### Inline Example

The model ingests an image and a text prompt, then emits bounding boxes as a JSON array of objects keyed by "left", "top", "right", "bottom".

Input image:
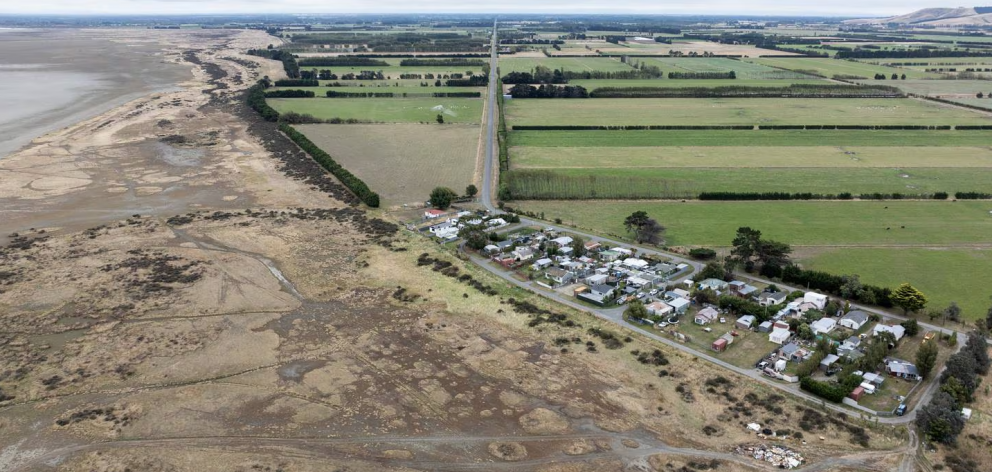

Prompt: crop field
[
  {"left": 511, "top": 145, "right": 992, "bottom": 168},
  {"left": 807, "top": 247, "right": 992, "bottom": 321},
  {"left": 272, "top": 85, "right": 483, "bottom": 94},
  {"left": 301, "top": 65, "right": 484, "bottom": 78},
  {"left": 505, "top": 166, "right": 992, "bottom": 197},
  {"left": 498, "top": 56, "right": 635, "bottom": 73},
  {"left": 640, "top": 57, "right": 814, "bottom": 79},
  {"left": 295, "top": 123, "right": 479, "bottom": 205},
  {"left": 512, "top": 200, "right": 992, "bottom": 246},
  {"left": 268, "top": 97, "right": 483, "bottom": 123},
  {"left": 745, "top": 57, "right": 942, "bottom": 79},
  {"left": 570, "top": 78, "right": 829, "bottom": 89},
  {"left": 508, "top": 129, "right": 992, "bottom": 147},
  {"left": 504, "top": 98, "right": 992, "bottom": 127}
]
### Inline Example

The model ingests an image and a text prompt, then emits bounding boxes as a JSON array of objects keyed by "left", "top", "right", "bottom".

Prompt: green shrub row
[
  {"left": 325, "top": 91, "right": 480, "bottom": 98},
  {"left": 265, "top": 90, "right": 315, "bottom": 98},
  {"left": 398, "top": 58, "right": 486, "bottom": 67},
  {"left": 668, "top": 71, "right": 736, "bottom": 79},
  {"left": 273, "top": 79, "right": 319, "bottom": 87},
  {"left": 512, "top": 125, "right": 754, "bottom": 130},
  {"left": 298, "top": 57, "right": 389, "bottom": 67},
  {"left": 278, "top": 123, "right": 380, "bottom": 207},
  {"left": 247, "top": 81, "right": 280, "bottom": 122},
  {"left": 589, "top": 84, "right": 903, "bottom": 99}
]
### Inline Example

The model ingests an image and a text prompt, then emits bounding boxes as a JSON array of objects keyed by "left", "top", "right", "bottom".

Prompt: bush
[{"left": 689, "top": 248, "right": 717, "bottom": 260}]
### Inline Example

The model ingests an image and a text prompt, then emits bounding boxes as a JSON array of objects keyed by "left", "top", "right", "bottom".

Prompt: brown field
[{"left": 295, "top": 123, "right": 480, "bottom": 207}]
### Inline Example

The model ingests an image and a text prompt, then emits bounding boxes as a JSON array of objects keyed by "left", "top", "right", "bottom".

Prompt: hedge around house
[{"left": 278, "top": 123, "right": 381, "bottom": 207}]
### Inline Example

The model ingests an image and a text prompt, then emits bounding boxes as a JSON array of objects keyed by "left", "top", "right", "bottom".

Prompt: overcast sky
[{"left": 0, "top": 1, "right": 962, "bottom": 17}]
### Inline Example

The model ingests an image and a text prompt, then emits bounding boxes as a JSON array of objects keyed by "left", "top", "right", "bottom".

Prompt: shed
[
  {"left": 758, "top": 320, "right": 774, "bottom": 333},
  {"left": 849, "top": 386, "right": 865, "bottom": 402},
  {"left": 712, "top": 338, "right": 729, "bottom": 352},
  {"left": 962, "top": 408, "right": 973, "bottom": 420},
  {"left": 774, "top": 359, "right": 787, "bottom": 372},
  {"left": 668, "top": 297, "right": 690, "bottom": 314},
  {"left": 820, "top": 354, "right": 840, "bottom": 372}
]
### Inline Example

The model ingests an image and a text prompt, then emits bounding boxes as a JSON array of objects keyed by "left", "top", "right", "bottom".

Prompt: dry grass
[{"left": 295, "top": 124, "right": 480, "bottom": 206}]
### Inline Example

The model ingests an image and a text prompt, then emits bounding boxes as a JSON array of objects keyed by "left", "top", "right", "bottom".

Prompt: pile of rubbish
[{"left": 734, "top": 444, "right": 805, "bottom": 469}]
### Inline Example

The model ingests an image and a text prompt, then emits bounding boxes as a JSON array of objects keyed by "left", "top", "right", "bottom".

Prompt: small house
[
  {"left": 586, "top": 273, "right": 608, "bottom": 286},
  {"left": 584, "top": 240, "right": 602, "bottom": 252},
  {"left": 729, "top": 281, "right": 758, "bottom": 298},
  {"left": 804, "top": 292, "right": 828, "bottom": 310},
  {"left": 759, "top": 291, "right": 787, "bottom": 306},
  {"left": 695, "top": 307, "right": 719, "bottom": 325},
  {"left": 862, "top": 372, "right": 885, "bottom": 386},
  {"left": 599, "top": 250, "right": 620, "bottom": 262},
  {"left": 885, "top": 359, "right": 920, "bottom": 381},
  {"left": 588, "top": 284, "right": 615, "bottom": 299},
  {"left": 532, "top": 258, "right": 553, "bottom": 270},
  {"left": 778, "top": 342, "right": 800, "bottom": 360},
  {"left": 873, "top": 324, "right": 906, "bottom": 342},
  {"left": 545, "top": 268, "right": 574, "bottom": 286},
  {"left": 769, "top": 327, "right": 791, "bottom": 345},
  {"left": 668, "top": 297, "right": 690, "bottom": 314},
  {"left": 736, "top": 315, "right": 756, "bottom": 330},
  {"left": 512, "top": 246, "right": 534, "bottom": 262},
  {"left": 424, "top": 209, "right": 446, "bottom": 219},
  {"left": 698, "top": 278, "right": 729, "bottom": 292},
  {"left": 622, "top": 258, "right": 650, "bottom": 270},
  {"left": 839, "top": 310, "right": 870, "bottom": 330},
  {"left": 646, "top": 301, "right": 673, "bottom": 317},
  {"left": 670, "top": 288, "right": 691, "bottom": 300},
  {"left": 810, "top": 317, "right": 837, "bottom": 335},
  {"left": 483, "top": 244, "right": 501, "bottom": 255},
  {"left": 551, "top": 236, "right": 574, "bottom": 248}
]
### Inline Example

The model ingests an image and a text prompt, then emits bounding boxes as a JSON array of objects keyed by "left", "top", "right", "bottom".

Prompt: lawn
[
  {"left": 504, "top": 98, "right": 991, "bottom": 127},
  {"left": 510, "top": 145, "right": 992, "bottom": 168},
  {"left": 571, "top": 78, "right": 829, "bottom": 90},
  {"left": 508, "top": 129, "right": 992, "bottom": 147},
  {"left": 745, "top": 57, "right": 942, "bottom": 80},
  {"left": 510, "top": 200, "right": 992, "bottom": 247},
  {"left": 294, "top": 123, "right": 479, "bottom": 206},
  {"left": 498, "top": 56, "right": 635, "bottom": 73},
  {"left": 505, "top": 167, "right": 992, "bottom": 198},
  {"left": 806, "top": 247, "right": 992, "bottom": 320},
  {"left": 268, "top": 97, "right": 484, "bottom": 124}
]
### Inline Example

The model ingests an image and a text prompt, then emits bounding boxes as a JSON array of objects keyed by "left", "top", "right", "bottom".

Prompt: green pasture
[
  {"left": 572, "top": 78, "right": 828, "bottom": 90},
  {"left": 505, "top": 166, "right": 992, "bottom": 197},
  {"left": 640, "top": 57, "right": 812, "bottom": 79},
  {"left": 498, "top": 56, "right": 635, "bottom": 73},
  {"left": 504, "top": 98, "right": 992, "bottom": 127},
  {"left": 744, "top": 57, "right": 942, "bottom": 79},
  {"left": 267, "top": 97, "right": 483, "bottom": 123},
  {"left": 508, "top": 129, "right": 992, "bottom": 147}
]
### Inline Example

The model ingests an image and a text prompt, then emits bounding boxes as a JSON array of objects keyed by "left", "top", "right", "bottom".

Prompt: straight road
[{"left": 481, "top": 19, "right": 499, "bottom": 212}]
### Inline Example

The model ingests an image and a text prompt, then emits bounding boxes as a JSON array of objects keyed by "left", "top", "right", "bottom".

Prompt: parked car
[
  {"left": 895, "top": 404, "right": 907, "bottom": 416},
  {"left": 648, "top": 289, "right": 658, "bottom": 296}
]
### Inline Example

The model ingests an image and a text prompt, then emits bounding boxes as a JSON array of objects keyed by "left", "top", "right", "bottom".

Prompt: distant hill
[{"left": 845, "top": 6, "right": 992, "bottom": 26}]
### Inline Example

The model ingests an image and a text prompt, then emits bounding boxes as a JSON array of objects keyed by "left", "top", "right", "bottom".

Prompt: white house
[
  {"left": 551, "top": 236, "right": 573, "bottom": 247},
  {"left": 424, "top": 209, "right": 446, "bottom": 219},
  {"left": 532, "top": 258, "right": 553, "bottom": 270},
  {"left": 804, "top": 292, "right": 828, "bottom": 310},
  {"left": 698, "top": 278, "right": 729, "bottom": 292},
  {"left": 512, "top": 246, "right": 534, "bottom": 262},
  {"left": 810, "top": 317, "right": 837, "bottom": 335},
  {"left": 874, "top": 324, "right": 906, "bottom": 342},
  {"left": 695, "top": 307, "right": 719, "bottom": 325},
  {"left": 586, "top": 273, "right": 608, "bottom": 286},
  {"left": 759, "top": 291, "right": 787, "bottom": 306},
  {"left": 769, "top": 327, "right": 791, "bottom": 345},
  {"left": 839, "top": 310, "right": 870, "bottom": 330},
  {"left": 622, "top": 258, "right": 650, "bottom": 270}
]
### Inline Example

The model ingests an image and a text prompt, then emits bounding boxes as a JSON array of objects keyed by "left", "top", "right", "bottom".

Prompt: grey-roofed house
[
  {"left": 820, "top": 354, "right": 840, "bottom": 372},
  {"left": 886, "top": 359, "right": 921, "bottom": 381},
  {"left": 759, "top": 292, "right": 787, "bottom": 306},
  {"left": 839, "top": 310, "right": 870, "bottom": 330}
]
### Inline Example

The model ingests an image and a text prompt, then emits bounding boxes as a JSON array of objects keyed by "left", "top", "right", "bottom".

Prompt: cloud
[{"left": 0, "top": 0, "right": 944, "bottom": 17}]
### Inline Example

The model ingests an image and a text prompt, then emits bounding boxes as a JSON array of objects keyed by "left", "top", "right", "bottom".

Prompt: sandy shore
[{"left": 0, "top": 28, "right": 297, "bottom": 243}]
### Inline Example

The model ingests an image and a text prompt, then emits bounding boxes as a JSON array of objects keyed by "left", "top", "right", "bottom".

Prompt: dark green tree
[
  {"left": 436, "top": 114, "right": 445, "bottom": 124},
  {"left": 917, "top": 391, "right": 965, "bottom": 444},
  {"left": 429, "top": 187, "right": 457, "bottom": 210},
  {"left": 625, "top": 301, "right": 649, "bottom": 321},
  {"left": 465, "top": 184, "right": 478, "bottom": 197},
  {"left": 916, "top": 340, "right": 938, "bottom": 379},
  {"left": 901, "top": 319, "right": 920, "bottom": 337}
]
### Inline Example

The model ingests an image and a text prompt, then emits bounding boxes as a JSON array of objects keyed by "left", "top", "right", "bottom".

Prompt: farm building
[
  {"left": 736, "top": 315, "right": 756, "bottom": 330},
  {"left": 695, "top": 307, "right": 720, "bottom": 325},
  {"left": 839, "top": 310, "right": 870, "bottom": 330},
  {"left": 668, "top": 297, "right": 690, "bottom": 314},
  {"left": 810, "top": 317, "right": 837, "bottom": 335}
]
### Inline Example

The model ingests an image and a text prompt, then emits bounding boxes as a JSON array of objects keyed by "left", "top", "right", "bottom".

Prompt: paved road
[{"left": 480, "top": 20, "right": 499, "bottom": 212}]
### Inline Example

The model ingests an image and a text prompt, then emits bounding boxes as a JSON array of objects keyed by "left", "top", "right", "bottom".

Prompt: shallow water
[{"left": 0, "top": 29, "right": 192, "bottom": 159}]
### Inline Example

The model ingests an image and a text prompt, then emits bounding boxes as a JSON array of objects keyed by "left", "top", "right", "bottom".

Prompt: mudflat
[{"left": 0, "top": 29, "right": 192, "bottom": 159}]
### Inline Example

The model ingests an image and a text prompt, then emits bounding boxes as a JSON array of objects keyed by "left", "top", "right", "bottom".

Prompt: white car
[{"left": 648, "top": 289, "right": 658, "bottom": 296}]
